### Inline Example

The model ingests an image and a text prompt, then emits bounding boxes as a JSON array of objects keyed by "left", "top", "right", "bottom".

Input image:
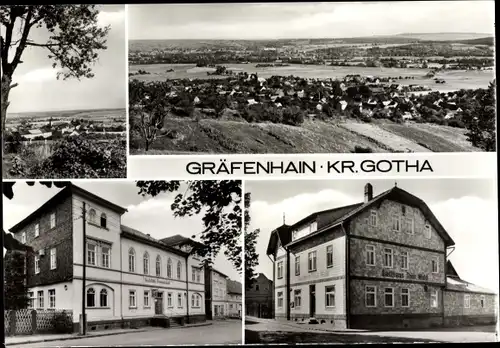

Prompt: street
[
  {"left": 9, "top": 320, "right": 242, "bottom": 347},
  {"left": 245, "top": 317, "right": 497, "bottom": 344}
]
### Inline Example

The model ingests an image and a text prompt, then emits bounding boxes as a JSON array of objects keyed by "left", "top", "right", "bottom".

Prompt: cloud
[
  {"left": 98, "top": 9, "right": 125, "bottom": 27},
  {"left": 18, "top": 67, "right": 60, "bottom": 83}
]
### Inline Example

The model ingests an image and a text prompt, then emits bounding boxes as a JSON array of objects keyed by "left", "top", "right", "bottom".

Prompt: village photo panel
[
  {"left": 3, "top": 180, "right": 243, "bottom": 345},
  {"left": 128, "top": 1, "right": 495, "bottom": 155},
  {"left": 244, "top": 178, "right": 498, "bottom": 344},
  {"left": 2, "top": 5, "right": 127, "bottom": 179}
]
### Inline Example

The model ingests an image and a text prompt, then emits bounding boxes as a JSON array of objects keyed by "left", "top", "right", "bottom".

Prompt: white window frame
[
  {"left": 50, "top": 213, "right": 56, "bottom": 229},
  {"left": 425, "top": 224, "right": 431, "bottom": 239},
  {"left": 431, "top": 289, "right": 439, "bottom": 308},
  {"left": 35, "top": 255, "right": 40, "bottom": 274},
  {"left": 277, "top": 292, "right": 283, "bottom": 308},
  {"left": 369, "top": 210, "right": 377, "bottom": 227},
  {"left": 365, "top": 245, "right": 375, "bottom": 266},
  {"left": 295, "top": 256, "right": 300, "bottom": 276},
  {"left": 129, "top": 290, "right": 137, "bottom": 308},
  {"left": 277, "top": 261, "right": 283, "bottom": 279},
  {"left": 384, "top": 287, "right": 394, "bottom": 307},
  {"left": 392, "top": 215, "right": 400, "bottom": 232},
  {"left": 178, "top": 293, "right": 183, "bottom": 308},
  {"left": 308, "top": 251, "right": 317, "bottom": 272},
  {"left": 101, "top": 246, "right": 110, "bottom": 268},
  {"left": 128, "top": 248, "right": 136, "bottom": 273},
  {"left": 192, "top": 267, "right": 196, "bottom": 282},
  {"left": 326, "top": 245, "right": 333, "bottom": 268},
  {"left": 50, "top": 248, "right": 57, "bottom": 270},
  {"left": 37, "top": 290, "right": 44, "bottom": 309},
  {"left": 21, "top": 232, "right": 26, "bottom": 244},
  {"left": 294, "top": 289, "right": 302, "bottom": 308},
  {"left": 464, "top": 294, "right": 471, "bottom": 308},
  {"left": 167, "top": 292, "right": 173, "bottom": 307},
  {"left": 100, "top": 289, "right": 108, "bottom": 307},
  {"left": 325, "top": 285, "right": 335, "bottom": 308},
  {"left": 196, "top": 269, "right": 201, "bottom": 283},
  {"left": 144, "top": 290, "right": 150, "bottom": 308},
  {"left": 365, "top": 285, "right": 377, "bottom": 307},
  {"left": 87, "top": 288, "right": 96, "bottom": 308},
  {"left": 401, "top": 251, "right": 409, "bottom": 270},
  {"left": 87, "top": 242, "right": 96, "bottom": 266},
  {"left": 28, "top": 291, "right": 35, "bottom": 309},
  {"left": 48, "top": 289, "right": 56, "bottom": 308},
  {"left": 177, "top": 261, "right": 182, "bottom": 280},
  {"left": 401, "top": 288, "right": 410, "bottom": 307},
  {"left": 143, "top": 252, "right": 150, "bottom": 275},
  {"left": 402, "top": 217, "right": 414, "bottom": 234},
  {"left": 35, "top": 223, "right": 40, "bottom": 237},
  {"left": 431, "top": 257, "right": 439, "bottom": 273},
  {"left": 167, "top": 258, "right": 172, "bottom": 278},
  {"left": 383, "top": 248, "right": 393, "bottom": 268}
]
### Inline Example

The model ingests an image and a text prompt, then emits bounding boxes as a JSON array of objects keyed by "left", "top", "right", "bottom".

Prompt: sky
[
  {"left": 246, "top": 178, "right": 499, "bottom": 293},
  {"left": 3, "top": 181, "right": 241, "bottom": 282},
  {"left": 6, "top": 5, "right": 126, "bottom": 113},
  {"left": 128, "top": 1, "right": 495, "bottom": 40}
]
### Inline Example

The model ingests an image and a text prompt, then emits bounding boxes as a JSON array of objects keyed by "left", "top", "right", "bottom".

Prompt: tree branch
[
  {"left": 11, "top": 6, "right": 33, "bottom": 71},
  {"left": 25, "top": 41, "right": 58, "bottom": 48}
]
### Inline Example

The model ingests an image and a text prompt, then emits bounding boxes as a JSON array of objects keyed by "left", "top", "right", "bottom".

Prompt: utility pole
[{"left": 81, "top": 202, "right": 87, "bottom": 335}]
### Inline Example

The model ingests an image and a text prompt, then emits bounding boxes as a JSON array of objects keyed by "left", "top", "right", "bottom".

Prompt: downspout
[
  {"left": 120, "top": 232, "right": 123, "bottom": 324},
  {"left": 340, "top": 221, "right": 350, "bottom": 329},
  {"left": 185, "top": 253, "right": 190, "bottom": 324},
  {"left": 285, "top": 246, "right": 291, "bottom": 321},
  {"left": 443, "top": 245, "right": 454, "bottom": 326},
  {"left": 267, "top": 254, "right": 275, "bottom": 319}
]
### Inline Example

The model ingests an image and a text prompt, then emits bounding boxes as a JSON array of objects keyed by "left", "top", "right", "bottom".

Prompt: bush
[
  {"left": 53, "top": 311, "right": 73, "bottom": 334},
  {"left": 282, "top": 106, "right": 305, "bottom": 126},
  {"left": 353, "top": 145, "right": 374, "bottom": 153},
  {"left": 446, "top": 119, "right": 465, "bottom": 128}
]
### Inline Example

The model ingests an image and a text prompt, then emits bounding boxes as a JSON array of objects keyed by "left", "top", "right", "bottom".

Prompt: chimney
[{"left": 364, "top": 183, "right": 373, "bottom": 203}]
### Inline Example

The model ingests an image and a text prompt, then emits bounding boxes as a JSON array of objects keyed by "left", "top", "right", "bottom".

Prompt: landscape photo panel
[
  {"left": 127, "top": 1, "right": 495, "bottom": 155},
  {"left": 1, "top": 5, "right": 127, "bottom": 179}
]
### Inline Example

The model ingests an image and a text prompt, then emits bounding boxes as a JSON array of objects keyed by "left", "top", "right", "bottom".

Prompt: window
[
  {"left": 48, "top": 289, "right": 56, "bottom": 308},
  {"left": 154, "top": 255, "right": 161, "bottom": 277},
  {"left": 100, "top": 213, "right": 107, "bottom": 228},
  {"left": 22, "top": 232, "right": 26, "bottom": 244},
  {"left": 402, "top": 217, "right": 414, "bottom": 234},
  {"left": 294, "top": 289, "right": 302, "bottom": 307},
  {"left": 50, "top": 213, "right": 56, "bottom": 229},
  {"left": 480, "top": 295, "right": 485, "bottom": 308},
  {"left": 128, "top": 248, "right": 136, "bottom": 273},
  {"left": 383, "top": 248, "right": 393, "bottom": 268},
  {"left": 308, "top": 251, "right": 317, "bottom": 272},
  {"left": 100, "top": 289, "right": 108, "bottom": 307},
  {"left": 464, "top": 294, "right": 471, "bottom": 308},
  {"left": 365, "top": 245, "right": 375, "bottom": 266},
  {"left": 326, "top": 245, "right": 333, "bottom": 268},
  {"left": 191, "top": 293, "right": 201, "bottom": 308},
  {"left": 35, "top": 223, "right": 39, "bottom": 237},
  {"left": 431, "top": 290, "right": 439, "bottom": 308},
  {"left": 178, "top": 293, "right": 182, "bottom": 308},
  {"left": 295, "top": 256, "right": 300, "bottom": 276},
  {"left": 35, "top": 255, "right": 40, "bottom": 274},
  {"left": 292, "top": 230, "right": 298, "bottom": 240},
  {"left": 369, "top": 210, "right": 377, "bottom": 226},
  {"left": 192, "top": 267, "right": 196, "bottom": 282},
  {"left": 392, "top": 215, "right": 400, "bottom": 232},
  {"left": 431, "top": 257, "right": 439, "bottom": 273},
  {"left": 143, "top": 252, "right": 149, "bottom": 275},
  {"left": 401, "top": 288, "right": 409, "bottom": 307},
  {"left": 89, "top": 209, "right": 96, "bottom": 224},
  {"left": 167, "top": 292, "right": 173, "bottom": 307},
  {"left": 167, "top": 258, "right": 172, "bottom": 278},
  {"left": 28, "top": 292, "right": 34, "bottom": 308},
  {"left": 129, "top": 290, "right": 137, "bottom": 308},
  {"left": 144, "top": 291, "right": 150, "bottom": 308},
  {"left": 384, "top": 288, "right": 394, "bottom": 307},
  {"left": 87, "top": 288, "right": 96, "bottom": 307},
  {"left": 50, "top": 248, "right": 57, "bottom": 270},
  {"left": 196, "top": 269, "right": 201, "bottom": 283},
  {"left": 87, "top": 243, "right": 96, "bottom": 266},
  {"left": 365, "top": 286, "right": 377, "bottom": 307},
  {"left": 277, "top": 292, "right": 283, "bottom": 308},
  {"left": 256, "top": 285, "right": 260, "bottom": 291},
  {"left": 401, "top": 251, "right": 409, "bottom": 270},
  {"left": 177, "top": 261, "right": 182, "bottom": 279},
  {"left": 101, "top": 246, "right": 110, "bottom": 268},
  {"left": 277, "top": 261, "right": 283, "bottom": 279},
  {"left": 325, "top": 285, "right": 335, "bottom": 308},
  {"left": 425, "top": 224, "right": 431, "bottom": 239},
  {"left": 37, "top": 290, "right": 44, "bottom": 308}
]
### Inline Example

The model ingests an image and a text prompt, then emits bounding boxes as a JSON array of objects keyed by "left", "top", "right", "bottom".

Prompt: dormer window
[{"left": 100, "top": 213, "right": 107, "bottom": 228}]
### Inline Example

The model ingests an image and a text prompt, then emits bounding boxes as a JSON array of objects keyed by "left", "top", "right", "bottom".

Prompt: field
[
  {"left": 129, "top": 117, "right": 478, "bottom": 154},
  {"left": 129, "top": 63, "right": 494, "bottom": 92}
]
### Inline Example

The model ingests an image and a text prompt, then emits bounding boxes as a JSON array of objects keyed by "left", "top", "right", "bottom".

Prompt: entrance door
[
  {"left": 155, "top": 292, "right": 163, "bottom": 315},
  {"left": 309, "top": 285, "right": 316, "bottom": 318}
]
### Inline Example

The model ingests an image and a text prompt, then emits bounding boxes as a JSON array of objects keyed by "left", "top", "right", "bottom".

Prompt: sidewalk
[{"left": 6, "top": 321, "right": 213, "bottom": 346}]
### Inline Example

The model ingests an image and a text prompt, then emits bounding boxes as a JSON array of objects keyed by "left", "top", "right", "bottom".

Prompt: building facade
[
  {"left": 204, "top": 267, "right": 229, "bottom": 319},
  {"left": 266, "top": 183, "right": 498, "bottom": 329},
  {"left": 11, "top": 184, "right": 206, "bottom": 332},
  {"left": 245, "top": 273, "right": 274, "bottom": 319},
  {"left": 227, "top": 280, "right": 243, "bottom": 318}
]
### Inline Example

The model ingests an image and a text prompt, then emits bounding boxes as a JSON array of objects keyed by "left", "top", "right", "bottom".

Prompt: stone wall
[{"left": 444, "top": 290, "right": 497, "bottom": 326}]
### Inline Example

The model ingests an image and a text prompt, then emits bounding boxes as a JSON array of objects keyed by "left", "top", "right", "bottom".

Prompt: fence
[{"left": 4, "top": 309, "right": 73, "bottom": 336}]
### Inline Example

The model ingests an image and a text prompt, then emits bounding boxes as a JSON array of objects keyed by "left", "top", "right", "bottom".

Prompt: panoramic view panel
[
  {"left": 128, "top": 1, "right": 495, "bottom": 155},
  {"left": 1, "top": 5, "right": 127, "bottom": 178}
]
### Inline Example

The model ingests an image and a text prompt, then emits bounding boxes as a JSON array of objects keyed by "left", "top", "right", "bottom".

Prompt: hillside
[
  {"left": 129, "top": 117, "right": 479, "bottom": 154},
  {"left": 395, "top": 32, "right": 492, "bottom": 41}
]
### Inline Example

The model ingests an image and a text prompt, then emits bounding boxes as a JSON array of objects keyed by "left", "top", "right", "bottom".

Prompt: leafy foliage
[
  {"left": 244, "top": 192, "right": 260, "bottom": 290},
  {"left": 136, "top": 181, "right": 243, "bottom": 272},
  {"left": 4, "top": 250, "right": 29, "bottom": 310}
]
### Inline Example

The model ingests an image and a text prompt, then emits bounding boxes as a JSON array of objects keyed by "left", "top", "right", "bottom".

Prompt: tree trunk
[
  {"left": 145, "top": 140, "right": 149, "bottom": 151},
  {"left": 1, "top": 74, "right": 12, "bottom": 135}
]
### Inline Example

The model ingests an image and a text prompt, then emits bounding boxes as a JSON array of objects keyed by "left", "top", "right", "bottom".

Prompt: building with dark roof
[
  {"left": 227, "top": 280, "right": 243, "bottom": 318},
  {"left": 266, "top": 183, "right": 497, "bottom": 329},
  {"left": 246, "top": 273, "right": 274, "bottom": 319},
  {"left": 9, "top": 183, "right": 207, "bottom": 332}
]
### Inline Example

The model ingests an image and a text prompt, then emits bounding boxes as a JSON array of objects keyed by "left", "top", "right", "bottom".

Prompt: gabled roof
[
  {"left": 446, "top": 260, "right": 460, "bottom": 278},
  {"left": 227, "top": 280, "right": 242, "bottom": 294},
  {"left": 446, "top": 277, "right": 496, "bottom": 295},
  {"left": 160, "top": 234, "right": 205, "bottom": 253},
  {"left": 121, "top": 225, "right": 188, "bottom": 257},
  {"left": 9, "top": 184, "right": 128, "bottom": 233},
  {"left": 266, "top": 224, "right": 291, "bottom": 255}
]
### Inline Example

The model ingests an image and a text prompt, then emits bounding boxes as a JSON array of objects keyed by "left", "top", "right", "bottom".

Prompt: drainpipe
[
  {"left": 267, "top": 254, "right": 275, "bottom": 319},
  {"left": 285, "top": 247, "right": 291, "bottom": 321},
  {"left": 340, "top": 221, "right": 350, "bottom": 329},
  {"left": 185, "top": 253, "right": 190, "bottom": 324},
  {"left": 120, "top": 232, "right": 123, "bottom": 325}
]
